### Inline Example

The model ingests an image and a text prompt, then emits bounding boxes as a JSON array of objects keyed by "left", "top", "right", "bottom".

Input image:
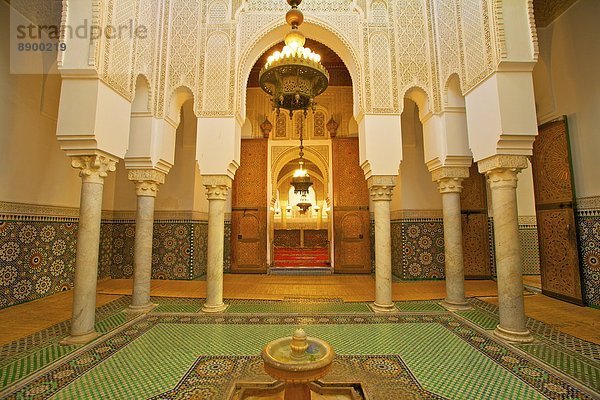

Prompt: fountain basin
[{"left": 261, "top": 329, "right": 335, "bottom": 400}]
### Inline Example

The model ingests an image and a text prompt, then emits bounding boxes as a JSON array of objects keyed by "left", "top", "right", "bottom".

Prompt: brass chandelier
[{"left": 259, "top": 0, "right": 329, "bottom": 200}]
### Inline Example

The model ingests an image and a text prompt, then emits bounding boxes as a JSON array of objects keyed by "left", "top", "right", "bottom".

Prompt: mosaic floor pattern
[{"left": 0, "top": 298, "right": 598, "bottom": 400}]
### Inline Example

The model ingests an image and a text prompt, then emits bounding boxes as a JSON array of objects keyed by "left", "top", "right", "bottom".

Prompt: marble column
[
  {"left": 368, "top": 176, "right": 397, "bottom": 312},
  {"left": 433, "top": 167, "right": 472, "bottom": 311},
  {"left": 479, "top": 155, "right": 533, "bottom": 343},
  {"left": 202, "top": 175, "right": 232, "bottom": 313},
  {"left": 61, "top": 155, "right": 116, "bottom": 345},
  {"left": 127, "top": 170, "right": 165, "bottom": 313}
]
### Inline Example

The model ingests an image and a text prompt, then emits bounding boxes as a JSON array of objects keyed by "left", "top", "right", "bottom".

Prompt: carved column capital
[
  {"left": 368, "top": 176, "right": 396, "bottom": 201},
  {"left": 437, "top": 177, "right": 464, "bottom": 194},
  {"left": 203, "top": 175, "right": 232, "bottom": 201},
  {"left": 431, "top": 166, "right": 470, "bottom": 194},
  {"left": 477, "top": 155, "right": 528, "bottom": 190},
  {"left": 71, "top": 154, "right": 117, "bottom": 184},
  {"left": 127, "top": 169, "right": 166, "bottom": 197}
]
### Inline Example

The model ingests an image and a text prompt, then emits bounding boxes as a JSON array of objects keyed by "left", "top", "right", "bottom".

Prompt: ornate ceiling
[{"left": 533, "top": 0, "right": 579, "bottom": 27}]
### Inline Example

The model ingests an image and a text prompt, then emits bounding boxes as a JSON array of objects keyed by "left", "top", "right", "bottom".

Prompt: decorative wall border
[
  {"left": 390, "top": 209, "right": 443, "bottom": 220},
  {"left": 0, "top": 202, "right": 210, "bottom": 222}
]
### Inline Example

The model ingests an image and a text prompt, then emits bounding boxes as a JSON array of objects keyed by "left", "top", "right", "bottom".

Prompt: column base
[
  {"left": 59, "top": 330, "right": 100, "bottom": 346},
  {"left": 440, "top": 299, "right": 473, "bottom": 312},
  {"left": 493, "top": 325, "right": 534, "bottom": 344},
  {"left": 126, "top": 303, "right": 158, "bottom": 314},
  {"left": 370, "top": 302, "right": 398, "bottom": 313},
  {"left": 201, "top": 303, "right": 229, "bottom": 313}
]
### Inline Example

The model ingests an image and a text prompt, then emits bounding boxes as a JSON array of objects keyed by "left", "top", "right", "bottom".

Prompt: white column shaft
[
  {"left": 490, "top": 180, "right": 528, "bottom": 332},
  {"left": 441, "top": 191, "right": 468, "bottom": 307},
  {"left": 205, "top": 198, "right": 226, "bottom": 309},
  {"left": 131, "top": 195, "right": 155, "bottom": 308},
  {"left": 71, "top": 181, "right": 104, "bottom": 337},
  {"left": 373, "top": 199, "right": 393, "bottom": 308}
]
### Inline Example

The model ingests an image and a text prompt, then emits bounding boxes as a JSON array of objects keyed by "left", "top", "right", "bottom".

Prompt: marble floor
[{"left": 0, "top": 290, "right": 599, "bottom": 399}]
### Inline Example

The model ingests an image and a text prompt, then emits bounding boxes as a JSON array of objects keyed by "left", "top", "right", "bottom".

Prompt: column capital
[
  {"left": 431, "top": 166, "right": 470, "bottom": 181},
  {"left": 437, "top": 177, "right": 464, "bottom": 194},
  {"left": 71, "top": 154, "right": 117, "bottom": 184},
  {"left": 477, "top": 155, "right": 528, "bottom": 174},
  {"left": 368, "top": 176, "right": 396, "bottom": 201},
  {"left": 127, "top": 169, "right": 166, "bottom": 197},
  {"left": 203, "top": 175, "right": 232, "bottom": 201},
  {"left": 477, "top": 155, "right": 528, "bottom": 190}
]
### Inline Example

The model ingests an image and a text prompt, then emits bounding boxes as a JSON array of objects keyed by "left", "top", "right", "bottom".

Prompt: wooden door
[
  {"left": 332, "top": 138, "right": 371, "bottom": 273},
  {"left": 532, "top": 117, "right": 584, "bottom": 304},
  {"left": 460, "top": 164, "right": 491, "bottom": 278},
  {"left": 231, "top": 139, "right": 268, "bottom": 273}
]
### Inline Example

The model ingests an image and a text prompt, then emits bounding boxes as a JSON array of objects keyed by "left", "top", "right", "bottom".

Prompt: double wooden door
[
  {"left": 332, "top": 138, "right": 371, "bottom": 273},
  {"left": 532, "top": 117, "right": 584, "bottom": 304},
  {"left": 230, "top": 139, "right": 268, "bottom": 273},
  {"left": 460, "top": 164, "right": 491, "bottom": 278}
]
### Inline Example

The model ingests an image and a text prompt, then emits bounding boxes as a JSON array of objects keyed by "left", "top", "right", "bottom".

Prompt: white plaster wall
[
  {"left": 0, "top": 2, "right": 81, "bottom": 207},
  {"left": 155, "top": 101, "right": 208, "bottom": 214},
  {"left": 533, "top": 0, "right": 600, "bottom": 198},
  {"left": 516, "top": 159, "right": 536, "bottom": 217},
  {"left": 392, "top": 100, "right": 442, "bottom": 212}
]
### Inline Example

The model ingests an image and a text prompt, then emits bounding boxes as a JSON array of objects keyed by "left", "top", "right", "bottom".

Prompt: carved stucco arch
[
  {"left": 132, "top": 74, "right": 153, "bottom": 113},
  {"left": 236, "top": 16, "right": 364, "bottom": 122},
  {"left": 271, "top": 146, "right": 329, "bottom": 202},
  {"left": 443, "top": 73, "right": 467, "bottom": 109},
  {"left": 166, "top": 85, "right": 194, "bottom": 126}
]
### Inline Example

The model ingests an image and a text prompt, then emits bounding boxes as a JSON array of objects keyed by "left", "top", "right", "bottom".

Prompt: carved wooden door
[
  {"left": 460, "top": 164, "right": 491, "bottom": 278},
  {"left": 532, "top": 117, "right": 584, "bottom": 304},
  {"left": 332, "top": 138, "right": 371, "bottom": 273},
  {"left": 231, "top": 139, "right": 268, "bottom": 273}
]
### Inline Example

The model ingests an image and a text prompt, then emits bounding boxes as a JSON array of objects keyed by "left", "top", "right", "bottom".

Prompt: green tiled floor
[
  {"left": 519, "top": 343, "right": 600, "bottom": 390},
  {"left": 52, "top": 322, "right": 546, "bottom": 400},
  {"left": 457, "top": 310, "right": 499, "bottom": 329},
  {"left": 0, "top": 343, "right": 75, "bottom": 388},
  {"left": 0, "top": 300, "right": 133, "bottom": 388},
  {"left": 226, "top": 301, "right": 371, "bottom": 314},
  {"left": 2, "top": 298, "right": 599, "bottom": 400},
  {"left": 394, "top": 300, "right": 446, "bottom": 312},
  {"left": 151, "top": 298, "right": 202, "bottom": 313}
]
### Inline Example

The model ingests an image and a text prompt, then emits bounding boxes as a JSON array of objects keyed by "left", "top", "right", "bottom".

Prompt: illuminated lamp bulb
[
  {"left": 273, "top": 51, "right": 281, "bottom": 60},
  {"left": 314, "top": 54, "right": 321, "bottom": 63},
  {"left": 284, "top": 30, "right": 305, "bottom": 50},
  {"left": 303, "top": 48, "right": 311, "bottom": 58}
]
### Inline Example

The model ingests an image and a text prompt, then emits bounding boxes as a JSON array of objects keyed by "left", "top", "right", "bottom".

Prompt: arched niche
[
  {"left": 236, "top": 19, "right": 363, "bottom": 121},
  {"left": 271, "top": 146, "right": 329, "bottom": 202}
]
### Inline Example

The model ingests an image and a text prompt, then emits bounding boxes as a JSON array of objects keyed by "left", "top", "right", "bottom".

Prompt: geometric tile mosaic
[
  {"left": 0, "top": 218, "right": 213, "bottom": 309},
  {"left": 577, "top": 215, "right": 600, "bottom": 307},
  {"left": 0, "top": 220, "right": 77, "bottom": 309},
  {"left": 108, "top": 221, "right": 209, "bottom": 280},
  {"left": 520, "top": 225, "right": 541, "bottom": 275},
  {"left": 391, "top": 220, "right": 446, "bottom": 280}
]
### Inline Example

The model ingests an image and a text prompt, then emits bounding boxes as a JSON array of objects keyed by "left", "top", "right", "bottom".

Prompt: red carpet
[{"left": 273, "top": 247, "right": 330, "bottom": 268}]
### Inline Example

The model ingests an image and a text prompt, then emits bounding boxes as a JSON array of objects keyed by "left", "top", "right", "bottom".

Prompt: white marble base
[
  {"left": 439, "top": 299, "right": 473, "bottom": 312},
  {"left": 59, "top": 330, "right": 100, "bottom": 346},
  {"left": 126, "top": 303, "right": 158, "bottom": 314},
  {"left": 493, "top": 325, "right": 534, "bottom": 344},
  {"left": 370, "top": 302, "right": 398, "bottom": 313},
  {"left": 201, "top": 303, "right": 229, "bottom": 313}
]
